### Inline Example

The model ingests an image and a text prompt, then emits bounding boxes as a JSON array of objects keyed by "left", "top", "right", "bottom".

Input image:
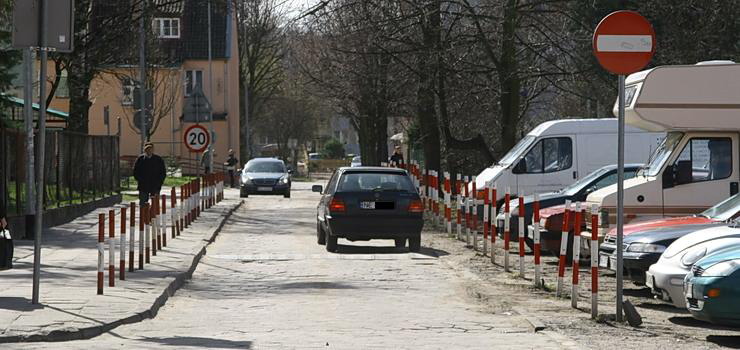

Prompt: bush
[{"left": 321, "top": 138, "right": 345, "bottom": 159}]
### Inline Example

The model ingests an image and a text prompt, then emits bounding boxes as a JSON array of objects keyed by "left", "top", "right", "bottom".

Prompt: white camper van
[
  {"left": 586, "top": 61, "right": 740, "bottom": 228},
  {"left": 475, "top": 119, "right": 663, "bottom": 202}
]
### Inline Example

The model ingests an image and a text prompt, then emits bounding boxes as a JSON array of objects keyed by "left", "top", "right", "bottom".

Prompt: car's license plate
[
  {"left": 257, "top": 187, "right": 272, "bottom": 192},
  {"left": 685, "top": 282, "right": 694, "bottom": 299},
  {"left": 646, "top": 271, "right": 654, "bottom": 289},
  {"left": 360, "top": 201, "right": 376, "bottom": 209},
  {"left": 609, "top": 256, "right": 617, "bottom": 271},
  {"left": 599, "top": 254, "right": 610, "bottom": 268}
]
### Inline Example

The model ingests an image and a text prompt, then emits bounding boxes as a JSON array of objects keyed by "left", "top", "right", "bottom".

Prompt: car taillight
[
  {"left": 329, "top": 198, "right": 346, "bottom": 213},
  {"left": 408, "top": 200, "right": 423, "bottom": 213}
]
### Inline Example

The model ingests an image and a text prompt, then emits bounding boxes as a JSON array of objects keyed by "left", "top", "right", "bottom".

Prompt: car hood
[
  {"left": 609, "top": 216, "right": 718, "bottom": 236},
  {"left": 695, "top": 244, "right": 740, "bottom": 269},
  {"left": 622, "top": 222, "right": 729, "bottom": 245},
  {"left": 474, "top": 165, "right": 505, "bottom": 189},
  {"left": 243, "top": 172, "right": 285, "bottom": 179},
  {"left": 663, "top": 225, "right": 740, "bottom": 259}
]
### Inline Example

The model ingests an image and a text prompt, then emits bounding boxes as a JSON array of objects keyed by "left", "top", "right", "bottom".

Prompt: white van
[
  {"left": 587, "top": 61, "right": 740, "bottom": 228},
  {"left": 475, "top": 119, "right": 663, "bottom": 201}
]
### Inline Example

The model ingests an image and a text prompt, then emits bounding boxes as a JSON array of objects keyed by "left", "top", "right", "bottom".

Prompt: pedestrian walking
[
  {"left": 389, "top": 146, "right": 405, "bottom": 168},
  {"left": 201, "top": 149, "right": 213, "bottom": 174},
  {"left": 224, "top": 149, "right": 239, "bottom": 188},
  {"left": 0, "top": 186, "right": 12, "bottom": 270},
  {"left": 133, "top": 142, "right": 166, "bottom": 206}
]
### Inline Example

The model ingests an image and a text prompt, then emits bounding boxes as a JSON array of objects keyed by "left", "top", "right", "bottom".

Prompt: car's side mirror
[
  {"left": 312, "top": 185, "right": 323, "bottom": 193},
  {"left": 512, "top": 159, "right": 526, "bottom": 174}
]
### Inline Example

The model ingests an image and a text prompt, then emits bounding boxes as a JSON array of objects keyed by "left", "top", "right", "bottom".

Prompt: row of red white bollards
[
  {"left": 406, "top": 162, "right": 600, "bottom": 319},
  {"left": 97, "top": 173, "right": 225, "bottom": 295}
]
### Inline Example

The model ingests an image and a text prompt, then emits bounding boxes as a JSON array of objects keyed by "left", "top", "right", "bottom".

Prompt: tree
[
  {"left": 322, "top": 138, "right": 345, "bottom": 159},
  {"left": 0, "top": 0, "right": 21, "bottom": 116}
]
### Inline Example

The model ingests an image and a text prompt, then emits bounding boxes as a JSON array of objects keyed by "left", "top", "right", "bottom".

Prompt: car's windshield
[
  {"left": 246, "top": 161, "right": 285, "bottom": 173},
  {"left": 337, "top": 173, "right": 415, "bottom": 192},
  {"left": 560, "top": 166, "right": 611, "bottom": 195},
  {"left": 640, "top": 132, "right": 683, "bottom": 177},
  {"left": 701, "top": 194, "right": 740, "bottom": 221},
  {"left": 497, "top": 135, "right": 536, "bottom": 166}
]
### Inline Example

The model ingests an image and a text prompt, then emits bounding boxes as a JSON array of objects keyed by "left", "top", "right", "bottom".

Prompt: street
[{"left": 7, "top": 182, "right": 569, "bottom": 349}]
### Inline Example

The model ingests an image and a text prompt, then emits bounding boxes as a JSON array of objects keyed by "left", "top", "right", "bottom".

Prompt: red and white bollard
[
  {"left": 483, "top": 186, "right": 490, "bottom": 254},
  {"left": 471, "top": 177, "right": 478, "bottom": 251},
  {"left": 151, "top": 198, "right": 159, "bottom": 254},
  {"left": 120, "top": 207, "right": 126, "bottom": 280},
  {"left": 533, "top": 194, "right": 542, "bottom": 287},
  {"left": 503, "top": 187, "right": 511, "bottom": 272},
  {"left": 108, "top": 210, "right": 115, "bottom": 287},
  {"left": 591, "top": 204, "right": 599, "bottom": 318},
  {"left": 129, "top": 203, "right": 136, "bottom": 272},
  {"left": 518, "top": 196, "right": 526, "bottom": 277},
  {"left": 456, "top": 174, "right": 462, "bottom": 240},
  {"left": 180, "top": 185, "right": 185, "bottom": 231},
  {"left": 490, "top": 185, "right": 497, "bottom": 264},
  {"left": 171, "top": 188, "right": 178, "bottom": 238},
  {"left": 444, "top": 172, "right": 452, "bottom": 236},
  {"left": 97, "top": 213, "right": 105, "bottom": 295},
  {"left": 139, "top": 203, "right": 145, "bottom": 269},
  {"left": 557, "top": 200, "right": 572, "bottom": 297},
  {"left": 463, "top": 176, "right": 470, "bottom": 244},
  {"left": 144, "top": 203, "right": 151, "bottom": 263},
  {"left": 161, "top": 194, "right": 167, "bottom": 247},
  {"left": 154, "top": 195, "right": 162, "bottom": 251},
  {"left": 572, "top": 202, "right": 583, "bottom": 308}
]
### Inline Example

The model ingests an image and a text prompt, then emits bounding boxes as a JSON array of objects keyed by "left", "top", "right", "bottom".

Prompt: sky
[{"left": 279, "top": 0, "right": 322, "bottom": 20}]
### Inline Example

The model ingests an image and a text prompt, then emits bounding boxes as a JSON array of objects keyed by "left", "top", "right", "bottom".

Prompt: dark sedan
[
  {"left": 314, "top": 167, "right": 424, "bottom": 253},
  {"left": 240, "top": 158, "right": 292, "bottom": 198},
  {"left": 496, "top": 164, "right": 641, "bottom": 247}
]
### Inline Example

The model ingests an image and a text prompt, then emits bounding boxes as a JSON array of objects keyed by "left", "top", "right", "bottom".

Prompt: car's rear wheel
[
  {"left": 408, "top": 234, "right": 421, "bottom": 252},
  {"left": 394, "top": 238, "right": 406, "bottom": 248},
  {"left": 325, "top": 229, "right": 338, "bottom": 252},
  {"left": 317, "top": 222, "right": 326, "bottom": 245}
]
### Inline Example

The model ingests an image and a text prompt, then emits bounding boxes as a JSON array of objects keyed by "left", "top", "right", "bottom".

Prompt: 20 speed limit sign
[{"left": 184, "top": 125, "right": 210, "bottom": 153}]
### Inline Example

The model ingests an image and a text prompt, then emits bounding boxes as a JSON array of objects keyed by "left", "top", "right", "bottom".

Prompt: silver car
[{"left": 647, "top": 225, "right": 740, "bottom": 308}]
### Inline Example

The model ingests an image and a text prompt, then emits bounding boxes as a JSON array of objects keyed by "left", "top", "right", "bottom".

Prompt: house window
[
  {"left": 185, "top": 70, "right": 203, "bottom": 96},
  {"left": 121, "top": 78, "right": 135, "bottom": 106},
  {"left": 153, "top": 18, "right": 180, "bottom": 39}
]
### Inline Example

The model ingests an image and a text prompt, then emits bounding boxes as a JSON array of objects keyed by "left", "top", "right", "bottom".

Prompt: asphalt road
[{"left": 10, "top": 182, "right": 570, "bottom": 349}]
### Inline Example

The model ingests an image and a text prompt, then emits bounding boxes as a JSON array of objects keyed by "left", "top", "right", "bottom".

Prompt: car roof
[
  {"left": 247, "top": 158, "right": 284, "bottom": 163},
  {"left": 340, "top": 166, "right": 406, "bottom": 173}
]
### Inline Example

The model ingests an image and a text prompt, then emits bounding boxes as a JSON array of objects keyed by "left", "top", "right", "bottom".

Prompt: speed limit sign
[{"left": 184, "top": 125, "right": 210, "bottom": 153}]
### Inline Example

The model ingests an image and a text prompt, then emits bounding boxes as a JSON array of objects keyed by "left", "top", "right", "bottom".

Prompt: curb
[
  {"left": 0, "top": 200, "right": 244, "bottom": 344},
  {"left": 512, "top": 307, "right": 547, "bottom": 332}
]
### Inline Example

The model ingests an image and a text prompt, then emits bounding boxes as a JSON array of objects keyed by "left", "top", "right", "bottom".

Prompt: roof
[
  {"left": 340, "top": 167, "right": 407, "bottom": 173},
  {"left": 248, "top": 157, "right": 284, "bottom": 163},
  {"left": 527, "top": 118, "right": 649, "bottom": 137},
  {"left": 4, "top": 95, "right": 69, "bottom": 119}
]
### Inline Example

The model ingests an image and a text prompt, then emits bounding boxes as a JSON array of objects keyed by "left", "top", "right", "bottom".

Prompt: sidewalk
[{"left": 0, "top": 189, "right": 243, "bottom": 343}]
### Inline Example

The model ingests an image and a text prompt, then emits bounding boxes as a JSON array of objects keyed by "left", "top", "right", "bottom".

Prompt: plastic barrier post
[
  {"left": 557, "top": 200, "right": 572, "bottom": 297},
  {"left": 504, "top": 188, "right": 511, "bottom": 272},
  {"left": 471, "top": 177, "right": 478, "bottom": 251},
  {"left": 533, "top": 195, "right": 542, "bottom": 287},
  {"left": 129, "top": 203, "right": 136, "bottom": 272},
  {"left": 120, "top": 207, "right": 126, "bottom": 280},
  {"left": 518, "top": 196, "right": 525, "bottom": 278},
  {"left": 161, "top": 194, "right": 167, "bottom": 247},
  {"left": 108, "top": 210, "right": 115, "bottom": 287},
  {"left": 155, "top": 195, "right": 162, "bottom": 251},
  {"left": 490, "top": 186, "right": 497, "bottom": 263},
  {"left": 179, "top": 186, "right": 184, "bottom": 232},
  {"left": 463, "top": 176, "right": 470, "bottom": 243},
  {"left": 456, "top": 174, "right": 462, "bottom": 240},
  {"left": 139, "top": 203, "right": 145, "bottom": 269},
  {"left": 171, "top": 188, "right": 177, "bottom": 238},
  {"left": 97, "top": 214, "right": 104, "bottom": 295},
  {"left": 572, "top": 203, "right": 583, "bottom": 308},
  {"left": 483, "top": 187, "right": 490, "bottom": 254},
  {"left": 144, "top": 203, "right": 151, "bottom": 263},
  {"left": 591, "top": 204, "right": 599, "bottom": 319}
]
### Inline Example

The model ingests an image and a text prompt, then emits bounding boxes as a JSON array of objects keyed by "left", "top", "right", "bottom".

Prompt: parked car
[
  {"left": 240, "top": 158, "right": 292, "bottom": 198},
  {"left": 313, "top": 167, "right": 424, "bottom": 253},
  {"left": 350, "top": 156, "right": 362, "bottom": 167},
  {"left": 647, "top": 225, "right": 740, "bottom": 308},
  {"left": 684, "top": 244, "right": 740, "bottom": 326},
  {"left": 499, "top": 164, "right": 642, "bottom": 249},
  {"left": 308, "top": 153, "right": 322, "bottom": 160},
  {"left": 599, "top": 193, "right": 740, "bottom": 284}
]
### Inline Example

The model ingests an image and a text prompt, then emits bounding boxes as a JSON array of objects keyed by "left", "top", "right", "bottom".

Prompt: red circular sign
[
  {"left": 593, "top": 11, "right": 656, "bottom": 75},
  {"left": 183, "top": 124, "right": 210, "bottom": 153}
]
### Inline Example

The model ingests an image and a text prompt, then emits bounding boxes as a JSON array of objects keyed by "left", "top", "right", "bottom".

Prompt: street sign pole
[
  {"left": 207, "top": 0, "right": 215, "bottom": 173},
  {"left": 616, "top": 74, "right": 626, "bottom": 322},
  {"left": 139, "top": 0, "right": 148, "bottom": 149}
]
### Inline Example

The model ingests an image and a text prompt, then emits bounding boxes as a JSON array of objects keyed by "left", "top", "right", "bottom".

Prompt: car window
[
  {"left": 673, "top": 138, "right": 732, "bottom": 183},
  {"left": 326, "top": 171, "right": 340, "bottom": 194},
  {"left": 246, "top": 161, "right": 285, "bottom": 173},
  {"left": 591, "top": 169, "right": 638, "bottom": 191},
  {"left": 521, "top": 137, "right": 572, "bottom": 173},
  {"left": 337, "top": 173, "right": 415, "bottom": 192}
]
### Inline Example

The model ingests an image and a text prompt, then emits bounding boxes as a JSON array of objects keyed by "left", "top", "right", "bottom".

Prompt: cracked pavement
[{"left": 8, "top": 182, "right": 571, "bottom": 349}]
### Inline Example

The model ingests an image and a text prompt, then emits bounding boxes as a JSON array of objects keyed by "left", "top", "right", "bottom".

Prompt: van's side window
[
  {"left": 521, "top": 137, "right": 572, "bottom": 173},
  {"left": 674, "top": 138, "right": 732, "bottom": 183}
]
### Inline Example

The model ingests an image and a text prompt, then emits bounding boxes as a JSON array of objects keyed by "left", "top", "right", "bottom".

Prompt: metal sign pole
[
  {"left": 139, "top": 0, "right": 147, "bottom": 148},
  {"left": 207, "top": 0, "right": 215, "bottom": 172},
  {"left": 32, "top": 0, "right": 49, "bottom": 305},
  {"left": 616, "top": 74, "right": 626, "bottom": 321}
]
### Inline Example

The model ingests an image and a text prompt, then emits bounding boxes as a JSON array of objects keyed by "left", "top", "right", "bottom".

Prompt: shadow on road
[
  {"left": 0, "top": 297, "right": 44, "bottom": 312},
  {"left": 275, "top": 281, "right": 357, "bottom": 290},
  {"left": 707, "top": 335, "right": 740, "bottom": 348},
  {"left": 336, "top": 244, "right": 448, "bottom": 258},
  {"left": 669, "top": 316, "right": 738, "bottom": 331},
  {"left": 140, "top": 336, "right": 252, "bottom": 349}
]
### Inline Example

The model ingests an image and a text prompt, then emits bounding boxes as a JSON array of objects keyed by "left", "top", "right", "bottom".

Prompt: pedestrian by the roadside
[
  {"left": 224, "top": 149, "right": 239, "bottom": 188},
  {"left": 0, "top": 184, "right": 12, "bottom": 270},
  {"left": 389, "top": 146, "right": 405, "bottom": 168},
  {"left": 201, "top": 149, "right": 212, "bottom": 174},
  {"left": 133, "top": 142, "right": 166, "bottom": 206}
]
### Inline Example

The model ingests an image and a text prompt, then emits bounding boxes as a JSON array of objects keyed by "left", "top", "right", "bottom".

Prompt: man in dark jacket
[
  {"left": 389, "top": 146, "right": 405, "bottom": 168},
  {"left": 133, "top": 142, "right": 167, "bottom": 205},
  {"left": 224, "top": 149, "right": 239, "bottom": 188}
]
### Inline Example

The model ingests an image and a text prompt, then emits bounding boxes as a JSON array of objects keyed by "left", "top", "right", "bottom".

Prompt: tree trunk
[
  {"left": 66, "top": 60, "right": 92, "bottom": 134},
  {"left": 498, "top": 0, "right": 521, "bottom": 156},
  {"left": 417, "top": 1, "right": 441, "bottom": 173}
]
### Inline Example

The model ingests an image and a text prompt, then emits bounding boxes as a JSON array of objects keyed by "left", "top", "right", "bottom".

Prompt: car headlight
[
  {"left": 702, "top": 259, "right": 740, "bottom": 277},
  {"left": 681, "top": 247, "right": 707, "bottom": 267},
  {"left": 241, "top": 175, "right": 253, "bottom": 184},
  {"left": 279, "top": 176, "right": 289, "bottom": 184},
  {"left": 626, "top": 243, "right": 666, "bottom": 253}
]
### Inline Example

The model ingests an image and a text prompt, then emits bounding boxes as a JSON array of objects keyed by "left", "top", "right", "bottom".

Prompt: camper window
[
  {"left": 672, "top": 137, "right": 732, "bottom": 183},
  {"left": 519, "top": 137, "right": 572, "bottom": 174}
]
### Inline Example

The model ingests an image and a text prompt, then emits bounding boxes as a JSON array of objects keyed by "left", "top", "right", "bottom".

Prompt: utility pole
[
  {"left": 207, "top": 0, "right": 215, "bottom": 172},
  {"left": 139, "top": 0, "right": 148, "bottom": 149},
  {"left": 32, "top": 0, "right": 49, "bottom": 305}
]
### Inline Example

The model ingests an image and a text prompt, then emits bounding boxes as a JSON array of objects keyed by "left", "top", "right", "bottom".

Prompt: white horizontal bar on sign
[{"left": 596, "top": 35, "right": 653, "bottom": 52}]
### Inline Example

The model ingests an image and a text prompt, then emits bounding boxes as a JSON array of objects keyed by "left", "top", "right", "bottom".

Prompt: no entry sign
[
  {"left": 593, "top": 11, "right": 656, "bottom": 75},
  {"left": 184, "top": 125, "right": 210, "bottom": 153}
]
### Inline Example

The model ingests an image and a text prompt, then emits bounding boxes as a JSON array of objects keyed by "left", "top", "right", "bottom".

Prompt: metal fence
[{"left": 0, "top": 126, "right": 120, "bottom": 217}]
